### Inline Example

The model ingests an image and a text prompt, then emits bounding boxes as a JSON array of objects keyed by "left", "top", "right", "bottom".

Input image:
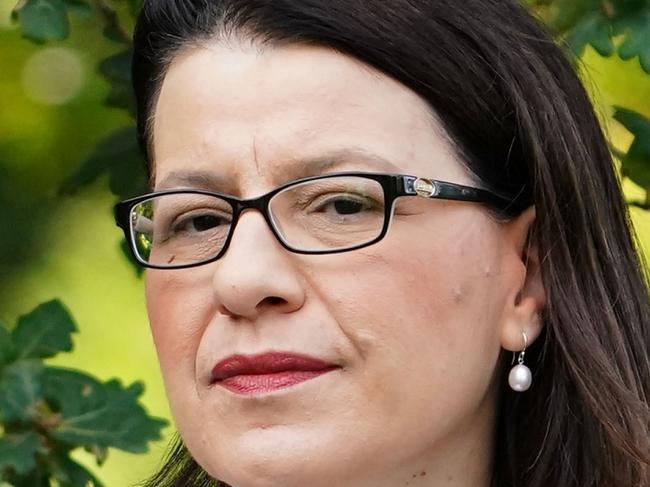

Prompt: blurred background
[{"left": 0, "top": 0, "right": 648, "bottom": 485}]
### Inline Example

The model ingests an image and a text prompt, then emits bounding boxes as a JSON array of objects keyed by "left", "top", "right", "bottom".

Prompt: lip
[{"left": 210, "top": 352, "right": 339, "bottom": 395}]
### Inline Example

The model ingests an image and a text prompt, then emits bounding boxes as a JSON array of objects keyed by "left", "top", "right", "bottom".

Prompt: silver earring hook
[
  {"left": 511, "top": 330, "right": 528, "bottom": 365},
  {"left": 518, "top": 331, "right": 528, "bottom": 365}
]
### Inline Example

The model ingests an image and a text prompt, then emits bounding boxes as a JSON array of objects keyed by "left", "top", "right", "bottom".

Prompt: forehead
[{"left": 152, "top": 40, "right": 466, "bottom": 194}]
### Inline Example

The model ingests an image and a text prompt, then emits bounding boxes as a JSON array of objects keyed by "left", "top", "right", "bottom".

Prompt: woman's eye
[
  {"left": 329, "top": 198, "right": 367, "bottom": 215},
  {"left": 311, "top": 194, "right": 379, "bottom": 217},
  {"left": 173, "top": 213, "right": 227, "bottom": 233}
]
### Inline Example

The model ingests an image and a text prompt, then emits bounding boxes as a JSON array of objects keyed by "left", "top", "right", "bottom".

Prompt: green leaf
[
  {"left": 102, "top": 21, "right": 129, "bottom": 45},
  {"left": 613, "top": 107, "right": 650, "bottom": 191},
  {"left": 98, "top": 49, "right": 131, "bottom": 83},
  {"left": 6, "top": 468, "right": 50, "bottom": 487},
  {"left": 94, "top": 1, "right": 131, "bottom": 44},
  {"left": 13, "top": 0, "right": 70, "bottom": 42},
  {"left": 0, "top": 324, "right": 16, "bottom": 367},
  {"left": 98, "top": 49, "right": 137, "bottom": 115},
  {"left": 614, "top": 106, "right": 650, "bottom": 135},
  {"left": 566, "top": 11, "right": 616, "bottom": 57},
  {"left": 44, "top": 368, "right": 168, "bottom": 453},
  {"left": 615, "top": 9, "right": 650, "bottom": 73},
  {"left": 545, "top": 0, "right": 599, "bottom": 35},
  {"left": 59, "top": 126, "right": 148, "bottom": 200},
  {"left": 105, "top": 79, "right": 138, "bottom": 116},
  {"left": 83, "top": 443, "right": 108, "bottom": 466},
  {"left": 127, "top": 0, "right": 143, "bottom": 16},
  {"left": 12, "top": 300, "right": 77, "bottom": 360},
  {"left": 0, "top": 360, "right": 44, "bottom": 423},
  {"left": 98, "top": 48, "right": 135, "bottom": 116},
  {"left": 49, "top": 452, "right": 103, "bottom": 487},
  {"left": 63, "top": 0, "right": 91, "bottom": 18},
  {"left": 0, "top": 431, "right": 42, "bottom": 476}
]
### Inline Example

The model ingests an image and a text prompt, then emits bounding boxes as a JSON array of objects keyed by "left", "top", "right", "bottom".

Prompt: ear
[{"left": 499, "top": 206, "right": 546, "bottom": 352}]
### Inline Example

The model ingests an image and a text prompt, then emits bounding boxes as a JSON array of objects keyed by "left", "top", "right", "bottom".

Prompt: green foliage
[
  {"left": 616, "top": 8, "right": 650, "bottom": 71},
  {"left": 0, "top": 431, "right": 43, "bottom": 476},
  {"left": 0, "top": 300, "right": 168, "bottom": 486},
  {"left": 0, "top": 360, "right": 44, "bottom": 424},
  {"left": 12, "top": 0, "right": 147, "bottom": 203},
  {"left": 530, "top": 0, "right": 650, "bottom": 72},
  {"left": 98, "top": 49, "right": 137, "bottom": 115},
  {"left": 526, "top": 0, "right": 650, "bottom": 203},
  {"left": 12, "top": 301, "right": 76, "bottom": 360},
  {"left": 44, "top": 369, "right": 164, "bottom": 453},
  {"left": 614, "top": 107, "right": 650, "bottom": 208},
  {"left": 0, "top": 326, "right": 16, "bottom": 367},
  {"left": 60, "top": 125, "right": 147, "bottom": 201},
  {"left": 568, "top": 10, "right": 617, "bottom": 57},
  {"left": 11, "top": 0, "right": 91, "bottom": 43},
  {"left": 11, "top": 0, "right": 70, "bottom": 42}
]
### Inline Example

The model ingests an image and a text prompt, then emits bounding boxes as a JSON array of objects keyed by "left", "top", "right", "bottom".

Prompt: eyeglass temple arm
[{"left": 401, "top": 176, "right": 515, "bottom": 209}]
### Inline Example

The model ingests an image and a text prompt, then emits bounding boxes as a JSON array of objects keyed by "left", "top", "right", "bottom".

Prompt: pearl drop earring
[{"left": 508, "top": 331, "right": 532, "bottom": 392}]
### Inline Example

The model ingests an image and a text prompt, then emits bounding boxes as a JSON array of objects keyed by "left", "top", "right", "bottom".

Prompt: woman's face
[{"left": 146, "top": 40, "right": 541, "bottom": 487}]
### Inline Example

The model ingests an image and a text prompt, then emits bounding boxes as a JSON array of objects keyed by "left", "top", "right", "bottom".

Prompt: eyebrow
[
  {"left": 157, "top": 170, "right": 230, "bottom": 192},
  {"left": 282, "top": 149, "right": 402, "bottom": 180},
  {"left": 155, "top": 148, "right": 403, "bottom": 192}
]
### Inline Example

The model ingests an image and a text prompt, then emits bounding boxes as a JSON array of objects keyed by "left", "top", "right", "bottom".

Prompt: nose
[{"left": 211, "top": 209, "right": 306, "bottom": 320}]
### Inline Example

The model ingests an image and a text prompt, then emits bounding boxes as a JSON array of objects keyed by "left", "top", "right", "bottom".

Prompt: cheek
[
  {"left": 144, "top": 269, "right": 214, "bottom": 386},
  {"left": 313, "top": 211, "right": 507, "bottom": 421}
]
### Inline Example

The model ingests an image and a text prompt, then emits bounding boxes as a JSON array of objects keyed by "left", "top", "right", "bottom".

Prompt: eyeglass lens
[{"left": 129, "top": 176, "right": 387, "bottom": 266}]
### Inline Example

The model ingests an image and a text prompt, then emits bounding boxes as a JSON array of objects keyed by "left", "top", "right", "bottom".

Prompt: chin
[{"left": 193, "top": 424, "right": 344, "bottom": 487}]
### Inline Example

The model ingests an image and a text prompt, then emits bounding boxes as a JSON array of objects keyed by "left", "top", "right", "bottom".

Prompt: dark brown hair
[{"left": 131, "top": 1, "right": 650, "bottom": 485}]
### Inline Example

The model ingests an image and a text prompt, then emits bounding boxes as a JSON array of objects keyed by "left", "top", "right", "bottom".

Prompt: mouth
[{"left": 210, "top": 352, "right": 340, "bottom": 395}]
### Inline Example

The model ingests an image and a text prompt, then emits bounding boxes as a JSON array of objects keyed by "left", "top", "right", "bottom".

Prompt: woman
[{"left": 114, "top": 1, "right": 650, "bottom": 486}]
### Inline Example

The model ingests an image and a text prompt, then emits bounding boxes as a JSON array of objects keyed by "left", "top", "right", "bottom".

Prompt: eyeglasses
[{"left": 114, "top": 171, "right": 518, "bottom": 269}]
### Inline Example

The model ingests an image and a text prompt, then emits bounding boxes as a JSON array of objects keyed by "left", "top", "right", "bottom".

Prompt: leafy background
[{"left": 0, "top": 0, "right": 648, "bottom": 485}]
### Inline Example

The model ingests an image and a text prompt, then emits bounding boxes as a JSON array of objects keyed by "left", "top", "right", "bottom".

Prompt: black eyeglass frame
[{"left": 114, "top": 171, "right": 521, "bottom": 270}]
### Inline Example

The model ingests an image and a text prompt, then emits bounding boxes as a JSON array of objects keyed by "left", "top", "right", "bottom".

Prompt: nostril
[
  {"left": 265, "top": 296, "right": 286, "bottom": 306},
  {"left": 217, "top": 304, "right": 239, "bottom": 318},
  {"left": 216, "top": 295, "right": 293, "bottom": 319}
]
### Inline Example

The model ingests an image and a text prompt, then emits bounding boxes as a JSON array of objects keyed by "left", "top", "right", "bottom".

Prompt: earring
[{"left": 508, "top": 331, "right": 532, "bottom": 392}]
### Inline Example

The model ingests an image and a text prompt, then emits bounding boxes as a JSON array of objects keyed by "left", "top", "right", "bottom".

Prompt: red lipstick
[{"left": 211, "top": 352, "right": 338, "bottom": 395}]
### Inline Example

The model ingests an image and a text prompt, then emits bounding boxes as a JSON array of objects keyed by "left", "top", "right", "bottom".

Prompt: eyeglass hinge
[{"left": 405, "top": 177, "right": 438, "bottom": 198}]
